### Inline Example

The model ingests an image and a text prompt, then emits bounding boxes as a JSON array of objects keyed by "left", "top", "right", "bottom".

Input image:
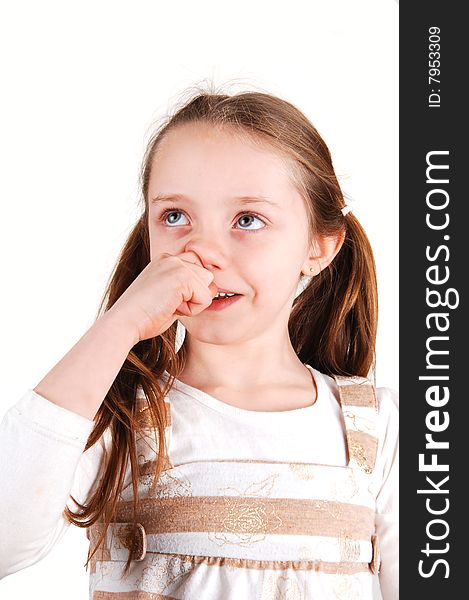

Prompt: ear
[{"left": 300, "top": 229, "right": 346, "bottom": 277}]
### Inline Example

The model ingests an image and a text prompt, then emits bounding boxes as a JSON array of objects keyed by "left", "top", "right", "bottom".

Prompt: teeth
[{"left": 216, "top": 292, "right": 236, "bottom": 299}]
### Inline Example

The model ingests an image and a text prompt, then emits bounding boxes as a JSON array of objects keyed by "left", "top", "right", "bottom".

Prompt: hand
[{"left": 109, "top": 250, "right": 218, "bottom": 344}]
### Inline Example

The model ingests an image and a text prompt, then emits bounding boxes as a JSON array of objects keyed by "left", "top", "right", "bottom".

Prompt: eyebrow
[{"left": 150, "top": 193, "right": 279, "bottom": 208}]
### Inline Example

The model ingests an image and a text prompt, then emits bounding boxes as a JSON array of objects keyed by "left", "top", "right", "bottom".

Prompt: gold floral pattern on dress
[
  {"left": 208, "top": 474, "right": 282, "bottom": 547},
  {"left": 90, "top": 560, "right": 113, "bottom": 591},
  {"left": 134, "top": 554, "right": 193, "bottom": 593},
  {"left": 260, "top": 573, "right": 305, "bottom": 600},
  {"left": 342, "top": 411, "right": 375, "bottom": 435},
  {"left": 333, "top": 375, "right": 377, "bottom": 411},
  {"left": 288, "top": 463, "right": 316, "bottom": 480},
  {"left": 338, "top": 532, "right": 361, "bottom": 562},
  {"left": 349, "top": 441, "right": 373, "bottom": 474},
  {"left": 330, "top": 469, "right": 360, "bottom": 502},
  {"left": 220, "top": 473, "right": 280, "bottom": 498},
  {"left": 332, "top": 574, "right": 363, "bottom": 600},
  {"left": 312, "top": 499, "right": 344, "bottom": 521},
  {"left": 149, "top": 469, "right": 193, "bottom": 499},
  {"left": 208, "top": 496, "right": 283, "bottom": 547}
]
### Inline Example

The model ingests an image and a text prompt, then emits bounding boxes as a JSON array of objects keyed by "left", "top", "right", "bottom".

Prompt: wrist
[{"left": 99, "top": 307, "right": 140, "bottom": 349}]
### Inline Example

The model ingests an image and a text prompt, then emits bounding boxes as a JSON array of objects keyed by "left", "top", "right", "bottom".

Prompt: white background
[{"left": 0, "top": 1, "right": 398, "bottom": 598}]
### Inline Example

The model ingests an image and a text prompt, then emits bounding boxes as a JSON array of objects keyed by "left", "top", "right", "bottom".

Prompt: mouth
[
  {"left": 207, "top": 292, "right": 243, "bottom": 311},
  {"left": 213, "top": 291, "right": 241, "bottom": 301}
]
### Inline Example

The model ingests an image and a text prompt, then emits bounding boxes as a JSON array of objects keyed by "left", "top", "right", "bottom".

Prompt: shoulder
[
  {"left": 375, "top": 386, "right": 399, "bottom": 443},
  {"left": 322, "top": 368, "right": 399, "bottom": 417},
  {"left": 314, "top": 368, "right": 399, "bottom": 440},
  {"left": 376, "top": 386, "right": 399, "bottom": 413},
  {"left": 316, "top": 368, "right": 397, "bottom": 413},
  {"left": 372, "top": 387, "right": 399, "bottom": 493}
]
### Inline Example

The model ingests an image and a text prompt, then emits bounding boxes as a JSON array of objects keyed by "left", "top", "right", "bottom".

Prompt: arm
[
  {"left": 0, "top": 309, "right": 135, "bottom": 578},
  {"left": 33, "top": 309, "right": 138, "bottom": 421},
  {"left": 374, "top": 387, "right": 399, "bottom": 599},
  {"left": 0, "top": 389, "right": 102, "bottom": 578}
]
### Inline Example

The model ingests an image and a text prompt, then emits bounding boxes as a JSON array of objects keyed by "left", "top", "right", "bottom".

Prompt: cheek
[
  {"left": 148, "top": 228, "right": 182, "bottom": 257},
  {"left": 256, "top": 252, "right": 304, "bottom": 296}
]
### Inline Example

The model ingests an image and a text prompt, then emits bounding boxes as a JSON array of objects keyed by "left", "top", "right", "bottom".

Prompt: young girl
[{"left": 0, "top": 88, "right": 399, "bottom": 599}]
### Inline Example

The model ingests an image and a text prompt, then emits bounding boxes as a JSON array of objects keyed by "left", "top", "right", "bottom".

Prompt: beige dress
[{"left": 86, "top": 366, "right": 399, "bottom": 599}]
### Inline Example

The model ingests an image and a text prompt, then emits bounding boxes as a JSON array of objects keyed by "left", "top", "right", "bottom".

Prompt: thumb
[{"left": 208, "top": 281, "right": 218, "bottom": 298}]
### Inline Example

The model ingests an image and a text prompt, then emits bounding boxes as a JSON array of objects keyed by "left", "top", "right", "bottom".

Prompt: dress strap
[
  {"left": 135, "top": 390, "right": 174, "bottom": 474},
  {"left": 332, "top": 375, "right": 379, "bottom": 474}
]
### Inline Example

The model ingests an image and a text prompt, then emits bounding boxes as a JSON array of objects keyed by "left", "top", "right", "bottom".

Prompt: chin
[
  {"left": 182, "top": 318, "right": 258, "bottom": 344},
  {"left": 185, "top": 328, "right": 243, "bottom": 345}
]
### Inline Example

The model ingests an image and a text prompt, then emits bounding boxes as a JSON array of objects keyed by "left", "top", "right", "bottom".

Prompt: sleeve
[
  {"left": 0, "top": 389, "right": 104, "bottom": 579},
  {"left": 373, "top": 386, "right": 399, "bottom": 600}
]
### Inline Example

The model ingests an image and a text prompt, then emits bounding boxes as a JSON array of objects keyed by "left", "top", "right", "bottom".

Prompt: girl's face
[{"left": 147, "top": 123, "right": 327, "bottom": 345}]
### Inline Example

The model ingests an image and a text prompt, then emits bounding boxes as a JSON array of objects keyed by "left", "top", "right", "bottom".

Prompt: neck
[{"left": 177, "top": 325, "right": 307, "bottom": 391}]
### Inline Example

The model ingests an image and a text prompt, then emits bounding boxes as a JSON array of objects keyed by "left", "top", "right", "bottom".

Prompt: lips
[{"left": 206, "top": 293, "right": 242, "bottom": 310}]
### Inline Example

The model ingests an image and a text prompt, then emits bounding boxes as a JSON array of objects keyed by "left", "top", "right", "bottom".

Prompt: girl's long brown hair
[{"left": 63, "top": 82, "right": 378, "bottom": 577}]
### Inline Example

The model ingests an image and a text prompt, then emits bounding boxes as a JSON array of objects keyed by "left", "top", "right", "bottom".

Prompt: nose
[{"left": 184, "top": 233, "right": 228, "bottom": 271}]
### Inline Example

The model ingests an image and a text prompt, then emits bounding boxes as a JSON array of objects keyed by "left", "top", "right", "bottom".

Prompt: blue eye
[
  {"left": 159, "top": 207, "right": 266, "bottom": 232},
  {"left": 235, "top": 213, "right": 265, "bottom": 231},
  {"left": 161, "top": 210, "right": 189, "bottom": 226}
]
